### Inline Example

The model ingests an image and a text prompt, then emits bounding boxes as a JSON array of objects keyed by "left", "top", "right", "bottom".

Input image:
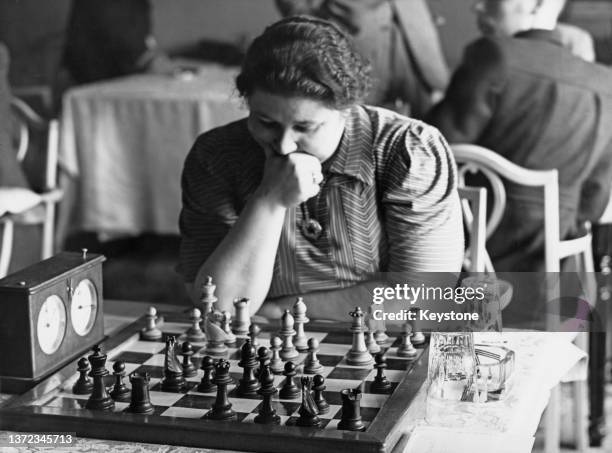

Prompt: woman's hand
[{"left": 256, "top": 152, "right": 323, "bottom": 208}]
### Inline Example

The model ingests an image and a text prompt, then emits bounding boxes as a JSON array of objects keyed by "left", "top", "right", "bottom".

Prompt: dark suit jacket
[
  {"left": 63, "top": 0, "right": 152, "bottom": 84},
  {"left": 275, "top": 0, "right": 449, "bottom": 118},
  {"left": 428, "top": 29, "right": 612, "bottom": 272}
]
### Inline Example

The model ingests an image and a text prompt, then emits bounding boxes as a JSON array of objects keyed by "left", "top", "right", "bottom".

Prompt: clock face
[
  {"left": 37, "top": 295, "right": 67, "bottom": 355},
  {"left": 70, "top": 279, "right": 98, "bottom": 336}
]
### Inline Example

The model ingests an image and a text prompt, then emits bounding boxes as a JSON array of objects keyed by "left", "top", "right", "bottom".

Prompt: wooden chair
[
  {"left": 452, "top": 143, "right": 593, "bottom": 453},
  {"left": 0, "top": 98, "right": 63, "bottom": 278},
  {"left": 458, "top": 186, "right": 487, "bottom": 273}
]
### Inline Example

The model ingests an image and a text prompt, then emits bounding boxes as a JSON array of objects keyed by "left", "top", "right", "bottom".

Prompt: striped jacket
[{"left": 179, "top": 105, "right": 463, "bottom": 297}]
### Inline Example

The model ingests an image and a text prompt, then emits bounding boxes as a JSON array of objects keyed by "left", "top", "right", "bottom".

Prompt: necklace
[
  {"left": 299, "top": 175, "right": 326, "bottom": 241},
  {"left": 300, "top": 202, "right": 323, "bottom": 241}
]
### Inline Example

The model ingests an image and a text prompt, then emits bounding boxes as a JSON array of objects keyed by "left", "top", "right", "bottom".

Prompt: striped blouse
[{"left": 178, "top": 105, "right": 464, "bottom": 297}]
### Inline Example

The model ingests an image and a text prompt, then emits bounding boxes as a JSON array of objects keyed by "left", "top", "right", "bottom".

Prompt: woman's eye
[{"left": 294, "top": 124, "right": 318, "bottom": 133}]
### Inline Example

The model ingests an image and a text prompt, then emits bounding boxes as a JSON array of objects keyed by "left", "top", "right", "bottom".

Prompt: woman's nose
[{"left": 276, "top": 129, "right": 298, "bottom": 155}]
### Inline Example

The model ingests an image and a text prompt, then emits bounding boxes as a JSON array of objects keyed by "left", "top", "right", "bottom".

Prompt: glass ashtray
[{"left": 473, "top": 344, "right": 515, "bottom": 400}]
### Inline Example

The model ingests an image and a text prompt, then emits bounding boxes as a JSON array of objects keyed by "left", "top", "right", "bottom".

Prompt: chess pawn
[
  {"left": 186, "top": 307, "right": 206, "bottom": 343},
  {"left": 140, "top": 306, "right": 162, "bottom": 341},
  {"left": 411, "top": 329, "right": 426, "bottom": 345},
  {"left": 181, "top": 341, "right": 197, "bottom": 378},
  {"left": 248, "top": 323, "right": 261, "bottom": 349},
  {"left": 346, "top": 307, "right": 374, "bottom": 366},
  {"left": 365, "top": 317, "right": 381, "bottom": 354},
  {"left": 197, "top": 356, "right": 217, "bottom": 393},
  {"left": 236, "top": 340, "right": 260, "bottom": 397},
  {"left": 126, "top": 372, "right": 154, "bottom": 414},
  {"left": 254, "top": 359, "right": 280, "bottom": 425},
  {"left": 110, "top": 361, "right": 131, "bottom": 402},
  {"left": 303, "top": 338, "right": 323, "bottom": 374},
  {"left": 269, "top": 336, "right": 284, "bottom": 375},
  {"left": 397, "top": 323, "right": 418, "bottom": 359},
  {"left": 256, "top": 346, "right": 270, "bottom": 376},
  {"left": 371, "top": 353, "right": 392, "bottom": 393},
  {"left": 312, "top": 374, "right": 330, "bottom": 414},
  {"left": 279, "top": 309, "right": 299, "bottom": 361},
  {"left": 200, "top": 276, "right": 218, "bottom": 317},
  {"left": 292, "top": 297, "right": 309, "bottom": 352},
  {"left": 367, "top": 304, "right": 389, "bottom": 346},
  {"left": 221, "top": 310, "right": 237, "bottom": 346},
  {"left": 73, "top": 357, "right": 94, "bottom": 394},
  {"left": 232, "top": 297, "right": 251, "bottom": 335},
  {"left": 85, "top": 346, "right": 115, "bottom": 411},
  {"left": 279, "top": 361, "right": 300, "bottom": 399}
]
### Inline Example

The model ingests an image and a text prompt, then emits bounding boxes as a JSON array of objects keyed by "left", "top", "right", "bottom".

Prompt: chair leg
[
  {"left": 0, "top": 220, "right": 15, "bottom": 278},
  {"left": 573, "top": 332, "right": 589, "bottom": 453},
  {"left": 545, "top": 385, "right": 561, "bottom": 453}
]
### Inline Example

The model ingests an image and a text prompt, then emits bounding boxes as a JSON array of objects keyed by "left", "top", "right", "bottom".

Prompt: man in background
[
  {"left": 428, "top": 0, "right": 612, "bottom": 273},
  {"left": 275, "top": 0, "right": 449, "bottom": 119},
  {"left": 62, "top": 0, "right": 176, "bottom": 85}
]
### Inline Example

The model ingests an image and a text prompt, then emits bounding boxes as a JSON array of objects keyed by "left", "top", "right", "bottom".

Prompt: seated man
[
  {"left": 62, "top": 0, "right": 176, "bottom": 85},
  {"left": 275, "top": 0, "right": 449, "bottom": 119},
  {"left": 427, "top": 0, "right": 612, "bottom": 274}
]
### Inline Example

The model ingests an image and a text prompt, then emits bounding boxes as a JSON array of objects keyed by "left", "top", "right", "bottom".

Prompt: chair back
[{"left": 458, "top": 186, "right": 487, "bottom": 272}]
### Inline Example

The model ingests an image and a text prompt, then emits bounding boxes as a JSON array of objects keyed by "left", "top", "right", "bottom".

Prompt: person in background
[
  {"left": 275, "top": 0, "right": 449, "bottom": 119},
  {"left": 62, "top": 0, "right": 176, "bottom": 85},
  {"left": 428, "top": 0, "right": 612, "bottom": 273},
  {"left": 178, "top": 17, "right": 463, "bottom": 320}
]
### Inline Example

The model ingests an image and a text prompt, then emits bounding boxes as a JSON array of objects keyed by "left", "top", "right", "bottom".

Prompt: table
[
  {"left": 0, "top": 300, "right": 586, "bottom": 453},
  {"left": 59, "top": 65, "right": 246, "bottom": 236}
]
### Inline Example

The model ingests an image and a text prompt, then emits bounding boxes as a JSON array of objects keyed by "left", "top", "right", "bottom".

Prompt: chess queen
[{"left": 178, "top": 16, "right": 463, "bottom": 321}]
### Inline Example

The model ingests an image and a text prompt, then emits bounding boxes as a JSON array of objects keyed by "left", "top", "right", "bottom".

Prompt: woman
[{"left": 178, "top": 16, "right": 463, "bottom": 320}]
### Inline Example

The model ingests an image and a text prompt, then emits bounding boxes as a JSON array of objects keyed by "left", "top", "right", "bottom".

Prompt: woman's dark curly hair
[{"left": 236, "top": 16, "right": 371, "bottom": 109}]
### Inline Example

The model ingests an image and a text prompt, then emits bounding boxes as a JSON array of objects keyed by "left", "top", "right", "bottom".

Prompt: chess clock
[{"left": 0, "top": 251, "right": 106, "bottom": 393}]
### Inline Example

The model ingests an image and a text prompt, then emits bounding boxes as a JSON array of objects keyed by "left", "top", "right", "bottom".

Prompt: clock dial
[
  {"left": 70, "top": 279, "right": 98, "bottom": 336},
  {"left": 37, "top": 295, "right": 67, "bottom": 355}
]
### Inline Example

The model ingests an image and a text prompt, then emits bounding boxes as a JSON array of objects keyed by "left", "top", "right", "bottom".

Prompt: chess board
[{"left": 0, "top": 313, "right": 428, "bottom": 453}]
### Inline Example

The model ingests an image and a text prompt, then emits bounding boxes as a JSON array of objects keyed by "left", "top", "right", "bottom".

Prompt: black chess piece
[
  {"left": 110, "top": 361, "right": 131, "bottom": 402},
  {"left": 161, "top": 336, "right": 186, "bottom": 392},
  {"left": 256, "top": 346, "right": 270, "bottom": 377},
  {"left": 126, "top": 372, "right": 154, "bottom": 414},
  {"left": 254, "top": 359, "right": 280, "bottom": 425},
  {"left": 338, "top": 388, "right": 365, "bottom": 431},
  {"left": 205, "top": 359, "right": 237, "bottom": 421},
  {"left": 312, "top": 374, "right": 330, "bottom": 414},
  {"left": 296, "top": 376, "right": 321, "bottom": 427},
  {"left": 279, "top": 361, "right": 300, "bottom": 399},
  {"left": 371, "top": 353, "right": 392, "bottom": 394},
  {"left": 236, "top": 339, "right": 260, "bottom": 397},
  {"left": 85, "top": 346, "right": 115, "bottom": 411},
  {"left": 248, "top": 323, "right": 261, "bottom": 348},
  {"left": 197, "top": 356, "right": 217, "bottom": 393},
  {"left": 73, "top": 357, "right": 94, "bottom": 394},
  {"left": 181, "top": 341, "right": 197, "bottom": 378}
]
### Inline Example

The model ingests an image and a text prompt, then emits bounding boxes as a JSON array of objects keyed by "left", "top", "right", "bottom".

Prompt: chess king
[{"left": 178, "top": 16, "right": 463, "bottom": 321}]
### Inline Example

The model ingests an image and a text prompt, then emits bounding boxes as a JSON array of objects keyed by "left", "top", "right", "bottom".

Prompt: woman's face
[{"left": 247, "top": 90, "right": 346, "bottom": 162}]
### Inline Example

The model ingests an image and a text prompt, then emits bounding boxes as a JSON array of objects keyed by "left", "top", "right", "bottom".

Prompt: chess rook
[
  {"left": 346, "top": 307, "right": 374, "bottom": 366},
  {"left": 232, "top": 297, "right": 251, "bottom": 335},
  {"left": 338, "top": 388, "right": 365, "bottom": 431},
  {"left": 126, "top": 372, "right": 154, "bottom": 414},
  {"left": 292, "top": 297, "right": 309, "bottom": 352}
]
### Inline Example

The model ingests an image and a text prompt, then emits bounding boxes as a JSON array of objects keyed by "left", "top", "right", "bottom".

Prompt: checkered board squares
[{"left": 4, "top": 317, "right": 429, "bottom": 453}]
